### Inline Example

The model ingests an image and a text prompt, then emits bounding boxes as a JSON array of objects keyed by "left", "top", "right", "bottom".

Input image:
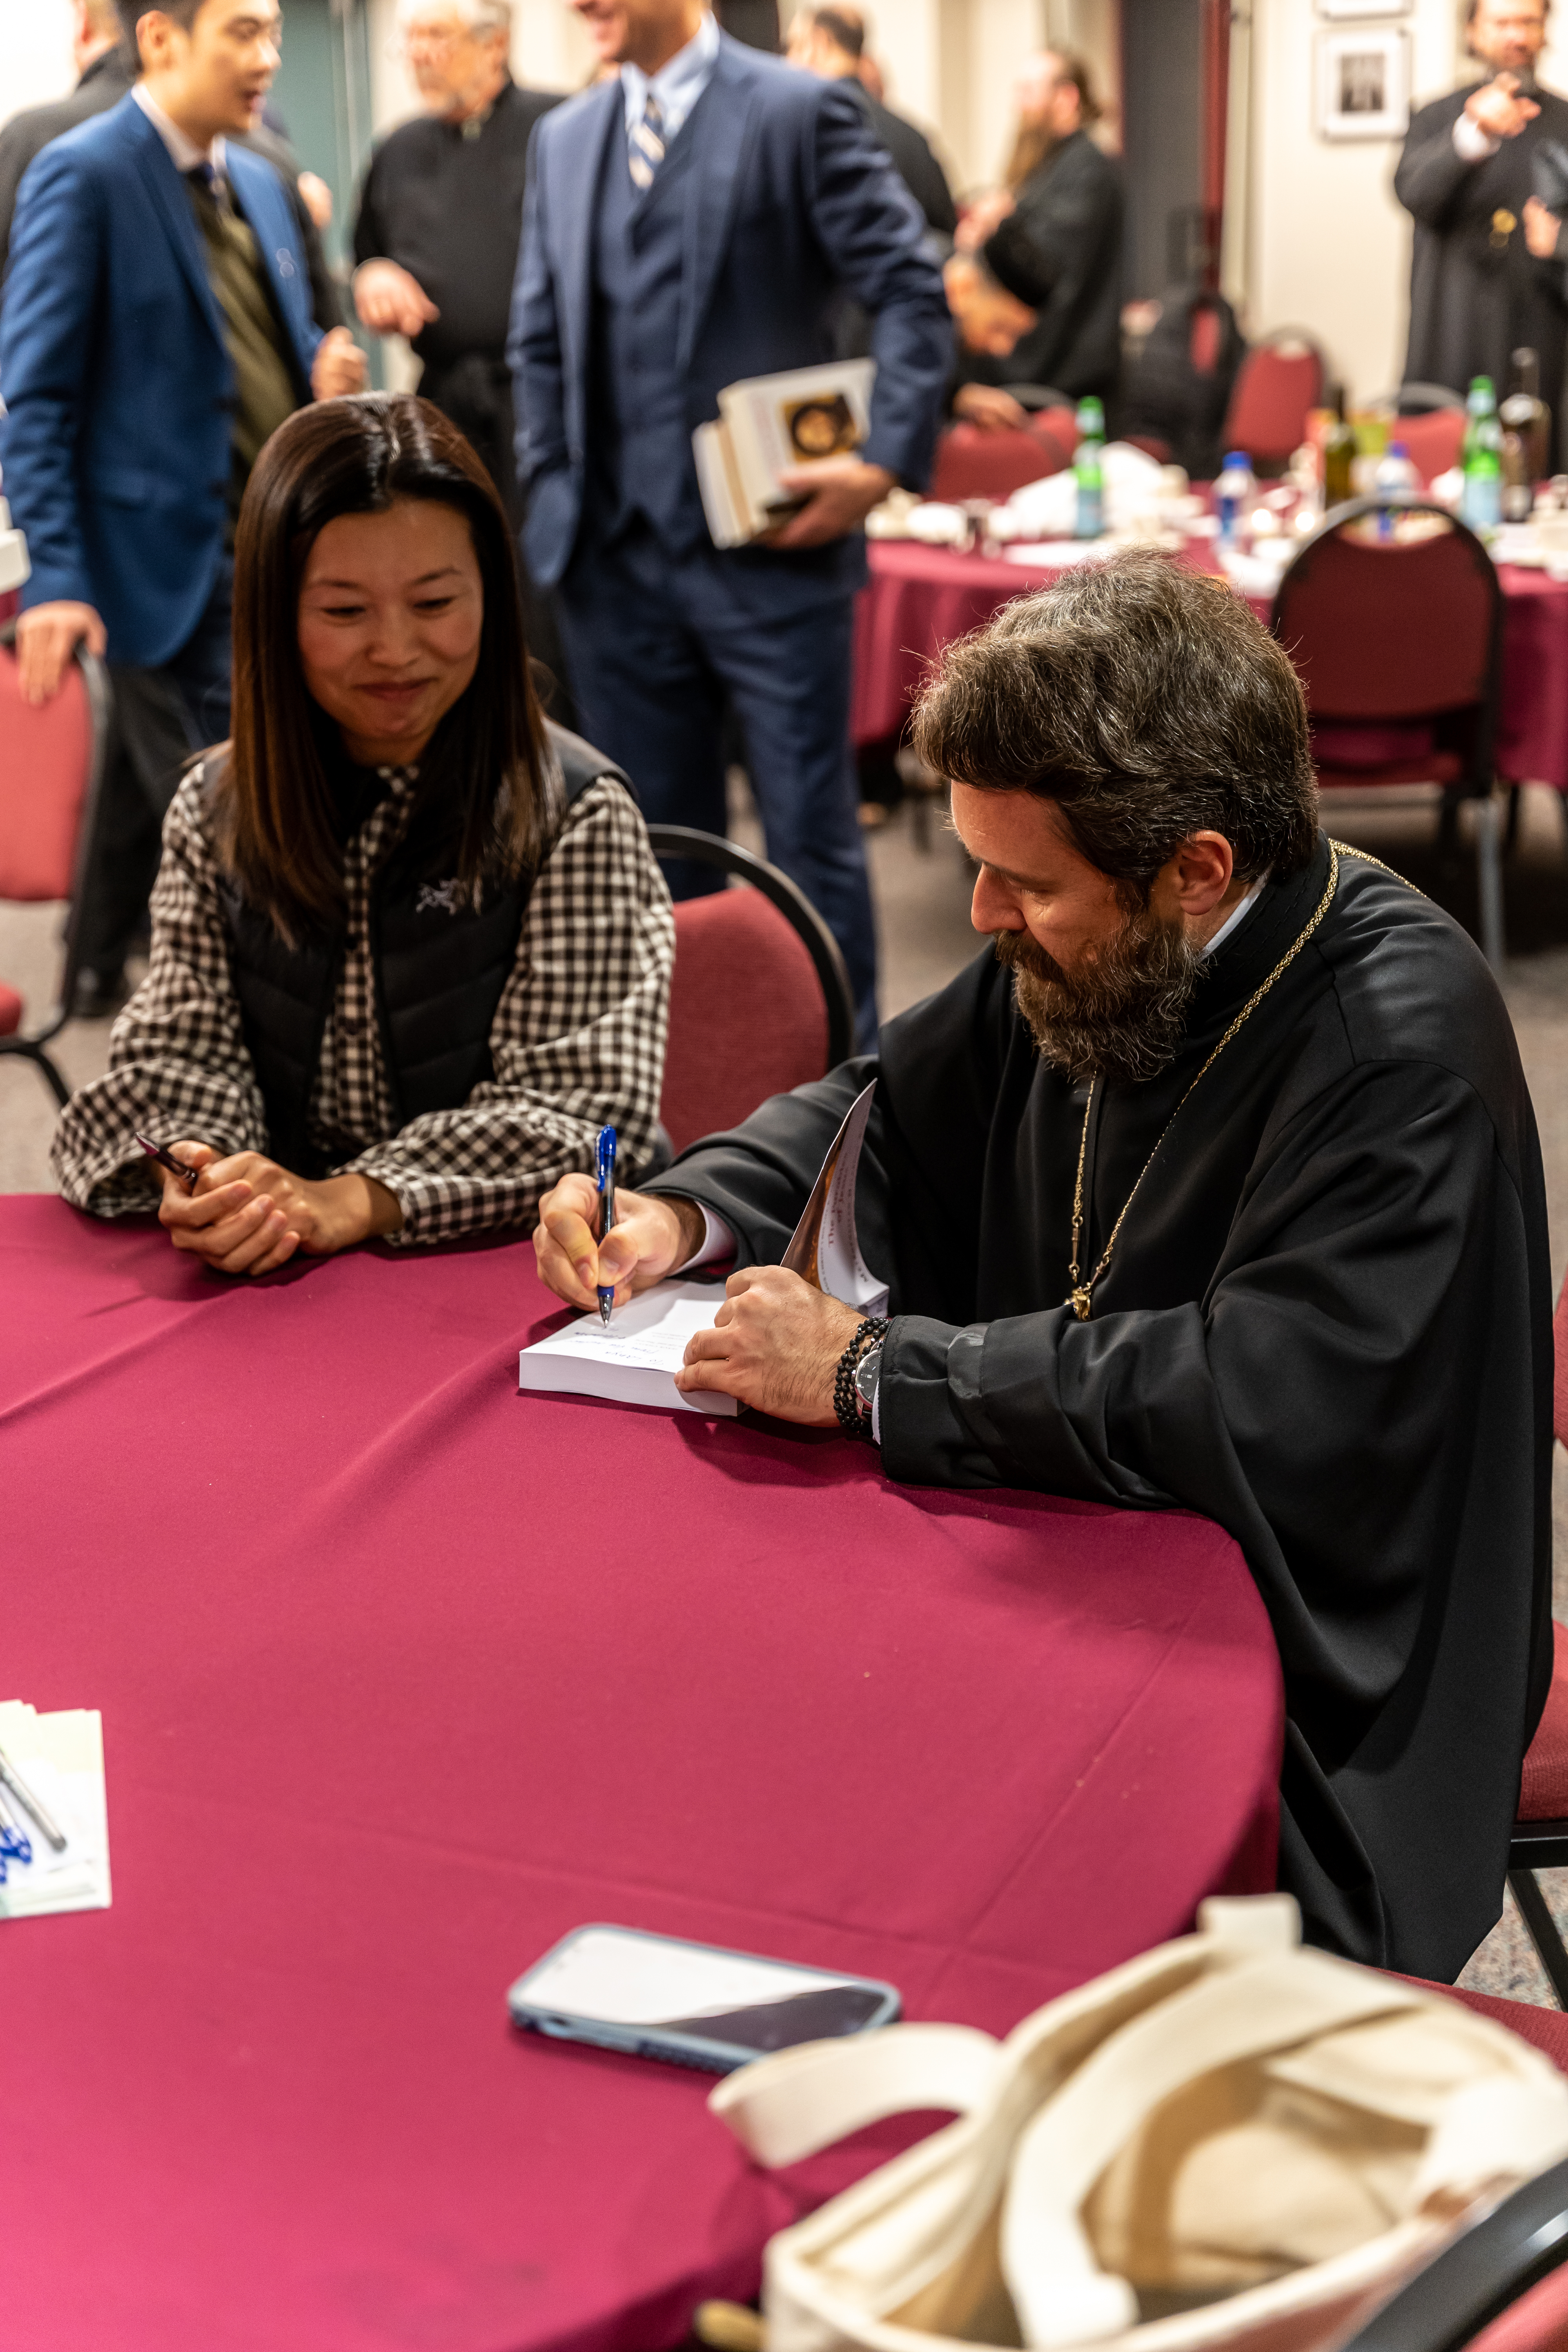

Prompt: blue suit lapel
[
  {"left": 678, "top": 37, "right": 762, "bottom": 374},
  {"left": 122, "top": 102, "right": 226, "bottom": 356},
  {"left": 558, "top": 83, "right": 622, "bottom": 398}
]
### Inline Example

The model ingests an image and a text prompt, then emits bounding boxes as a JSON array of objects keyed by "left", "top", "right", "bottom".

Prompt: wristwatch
[{"left": 853, "top": 1341, "right": 884, "bottom": 1437}]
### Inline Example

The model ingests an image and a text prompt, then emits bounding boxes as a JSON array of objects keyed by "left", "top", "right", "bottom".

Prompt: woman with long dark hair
[{"left": 53, "top": 394, "right": 673, "bottom": 1274}]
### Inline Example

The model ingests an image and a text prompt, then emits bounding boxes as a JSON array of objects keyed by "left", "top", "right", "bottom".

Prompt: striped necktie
[{"left": 628, "top": 92, "right": 666, "bottom": 191}]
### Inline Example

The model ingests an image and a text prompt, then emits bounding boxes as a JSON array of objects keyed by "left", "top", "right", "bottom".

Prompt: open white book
[
  {"left": 519, "top": 1085, "right": 887, "bottom": 1416},
  {"left": 693, "top": 359, "right": 877, "bottom": 549}
]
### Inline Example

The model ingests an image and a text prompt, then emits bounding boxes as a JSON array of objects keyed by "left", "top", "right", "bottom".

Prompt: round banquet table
[
  {"left": 852, "top": 539, "right": 1568, "bottom": 791},
  {"left": 0, "top": 1195, "right": 1283, "bottom": 2352}
]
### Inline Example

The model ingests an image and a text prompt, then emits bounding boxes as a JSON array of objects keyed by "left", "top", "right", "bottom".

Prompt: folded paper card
[
  {"left": 0, "top": 1700, "right": 111, "bottom": 1920},
  {"left": 519, "top": 1281, "right": 739, "bottom": 1415},
  {"left": 517, "top": 1083, "right": 888, "bottom": 1416}
]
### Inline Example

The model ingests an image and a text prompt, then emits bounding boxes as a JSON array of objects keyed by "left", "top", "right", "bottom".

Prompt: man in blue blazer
[
  {"left": 510, "top": 0, "right": 951, "bottom": 1044},
  {"left": 0, "top": 0, "right": 364, "bottom": 1009}
]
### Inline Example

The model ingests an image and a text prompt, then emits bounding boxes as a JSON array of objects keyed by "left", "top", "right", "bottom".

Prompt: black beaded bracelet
[{"left": 833, "top": 1317, "right": 890, "bottom": 1442}]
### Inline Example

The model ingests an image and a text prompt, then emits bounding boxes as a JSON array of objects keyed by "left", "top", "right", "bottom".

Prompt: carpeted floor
[{"left": 5, "top": 774, "right": 1568, "bottom": 2001}]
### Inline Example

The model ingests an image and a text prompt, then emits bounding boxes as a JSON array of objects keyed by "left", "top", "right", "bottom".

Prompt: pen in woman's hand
[
  {"left": 134, "top": 1131, "right": 200, "bottom": 1192},
  {"left": 596, "top": 1125, "right": 618, "bottom": 1325}
]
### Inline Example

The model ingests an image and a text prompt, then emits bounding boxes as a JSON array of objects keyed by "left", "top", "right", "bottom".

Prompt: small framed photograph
[{"left": 1317, "top": 27, "right": 1411, "bottom": 139}]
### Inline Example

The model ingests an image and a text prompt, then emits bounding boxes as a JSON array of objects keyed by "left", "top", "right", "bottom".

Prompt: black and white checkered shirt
[{"left": 51, "top": 763, "right": 675, "bottom": 1247}]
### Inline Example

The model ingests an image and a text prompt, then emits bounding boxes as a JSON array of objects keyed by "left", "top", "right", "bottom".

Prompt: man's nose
[{"left": 970, "top": 869, "right": 1024, "bottom": 935}]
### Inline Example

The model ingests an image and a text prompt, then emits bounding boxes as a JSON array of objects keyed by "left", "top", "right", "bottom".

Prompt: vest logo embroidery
[{"left": 416, "top": 879, "right": 467, "bottom": 916}]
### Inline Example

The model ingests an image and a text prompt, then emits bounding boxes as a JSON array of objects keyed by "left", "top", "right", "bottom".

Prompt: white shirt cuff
[
  {"left": 1454, "top": 111, "right": 1503, "bottom": 162},
  {"left": 684, "top": 1205, "right": 737, "bottom": 1270}
]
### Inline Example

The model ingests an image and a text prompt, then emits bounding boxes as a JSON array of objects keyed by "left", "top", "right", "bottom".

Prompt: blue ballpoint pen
[{"left": 596, "top": 1126, "right": 618, "bottom": 1326}]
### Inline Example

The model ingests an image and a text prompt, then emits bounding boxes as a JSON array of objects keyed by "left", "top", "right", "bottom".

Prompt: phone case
[{"left": 506, "top": 1923, "right": 902, "bottom": 2074}]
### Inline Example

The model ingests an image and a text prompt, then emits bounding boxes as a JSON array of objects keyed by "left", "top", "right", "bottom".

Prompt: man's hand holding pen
[{"left": 533, "top": 1175, "right": 860, "bottom": 1425}]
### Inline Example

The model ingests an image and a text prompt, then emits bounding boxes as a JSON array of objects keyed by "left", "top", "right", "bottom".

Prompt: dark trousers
[
  {"left": 77, "top": 558, "right": 233, "bottom": 980},
  {"left": 556, "top": 525, "right": 878, "bottom": 1047}
]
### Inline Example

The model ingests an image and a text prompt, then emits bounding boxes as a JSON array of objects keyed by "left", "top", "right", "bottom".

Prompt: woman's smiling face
[{"left": 296, "top": 499, "right": 484, "bottom": 767}]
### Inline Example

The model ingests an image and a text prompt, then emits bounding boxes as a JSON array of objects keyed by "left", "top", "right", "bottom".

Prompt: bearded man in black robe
[
  {"left": 534, "top": 552, "right": 1553, "bottom": 1983},
  {"left": 1396, "top": 0, "right": 1568, "bottom": 456}
]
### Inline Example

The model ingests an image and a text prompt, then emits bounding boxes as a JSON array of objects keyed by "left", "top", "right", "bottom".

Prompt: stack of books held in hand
[{"left": 693, "top": 359, "right": 876, "bottom": 548}]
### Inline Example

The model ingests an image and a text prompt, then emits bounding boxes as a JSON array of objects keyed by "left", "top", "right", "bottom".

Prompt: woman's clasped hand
[{"left": 154, "top": 1143, "right": 403, "bottom": 1276}]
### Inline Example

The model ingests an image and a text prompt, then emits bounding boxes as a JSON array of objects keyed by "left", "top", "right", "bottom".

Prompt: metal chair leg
[
  {"left": 1475, "top": 791, "right": 1507, "bottom": 971},
  {"left": 0, "top": 1039, "right": 71, "bottom": 1107},
  {"left": 1508, "top": 1867, "right": 1568, "bottom": 2007},
  {"left": 1503, "top": 782, "right": 1523, "bottom": 857}
]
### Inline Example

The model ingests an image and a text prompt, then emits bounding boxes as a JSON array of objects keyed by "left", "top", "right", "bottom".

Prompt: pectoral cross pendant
[{"left": 1070, "top": 1286, "right": 1094, "bottom": 1321}]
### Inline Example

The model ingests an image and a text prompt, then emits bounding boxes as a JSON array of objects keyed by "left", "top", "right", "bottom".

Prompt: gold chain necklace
[{"left": 1066, "top": 841, "right": 1343, "bottom": 1321}]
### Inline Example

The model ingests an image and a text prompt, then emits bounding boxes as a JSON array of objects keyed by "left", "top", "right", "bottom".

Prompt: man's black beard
[{"left": 994, "top": 904, "right": 1202, "bottom": 1085}]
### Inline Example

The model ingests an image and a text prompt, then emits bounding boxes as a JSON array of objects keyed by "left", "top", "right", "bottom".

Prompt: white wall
[{"left": 0, "top": 0, "right": 76, "bottom": 123}]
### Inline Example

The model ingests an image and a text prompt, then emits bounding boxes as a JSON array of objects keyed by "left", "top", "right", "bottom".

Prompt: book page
[
  {"left": 519, "top": 1282, "right": 739, "bottom": 1416},
  {"left": 780, "top": 1082, "right": 889, "bottom": 1314}
]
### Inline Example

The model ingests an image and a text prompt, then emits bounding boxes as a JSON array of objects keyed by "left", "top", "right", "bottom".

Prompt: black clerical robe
[
  {"left": 652, "top": 838, "right": 1553, "bottom": 1981},
  {"left": 1396, "top": 84, "right": 1568, "bottom": 462},
  {"left": 959, "top": 129, "right": 1123, "bottom": 406}
]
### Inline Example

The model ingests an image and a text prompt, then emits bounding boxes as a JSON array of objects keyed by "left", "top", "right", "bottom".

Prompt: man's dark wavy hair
[
  {"left": 911, "top": 550, "right": 1319, "bottom": 890},
  {"left": 116, "top": 0, "right": 205, "bottom": 44}
]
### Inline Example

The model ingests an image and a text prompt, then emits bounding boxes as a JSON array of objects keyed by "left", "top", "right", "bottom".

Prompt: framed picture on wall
[
  {"left": 1316, "top": 0, "right": 1410, "bottom": 18},
  {"left": 1316, "top": 27, "right": 1411, "bottom": 139}
]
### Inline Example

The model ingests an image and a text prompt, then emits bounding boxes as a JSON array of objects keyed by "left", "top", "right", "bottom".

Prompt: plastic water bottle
[
  {"left": 1215, "top": 451, "right": 1256, "bottom": 552},
  {"left": 1372, "top": 441, "right": 1417, "bottom": 538},
  {"left": 1074, "top": 396, "right": 1105, "bottom": 539},
  {"left": 1461, "top": 377, "right": 1503, "bottom": 533}
]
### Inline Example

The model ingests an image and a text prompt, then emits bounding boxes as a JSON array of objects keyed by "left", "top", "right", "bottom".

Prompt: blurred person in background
[
  {"left": 0, "top": 0, "right": 340, "bottom": 322},
  {"left": 0, "top": 0, "right": 365, "bottom": 1016},
  {"left": 352, "top": 0, "right": 572, "bottom": 716},
  {"left": 512, "top": 0, "right": 950, "bottom": 1051},
  {"left": 1397, "top": 0, "right": 1568, "bottom": 463},
  {"left": 955, "top": 49, "right": 1122, "bottom": 432},
  {"left": 786, "top": 5, "right": 955, "bottom": 240}
]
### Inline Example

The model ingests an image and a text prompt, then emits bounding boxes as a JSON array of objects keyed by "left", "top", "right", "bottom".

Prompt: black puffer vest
[{"left": 212, "top": 723, "right": 626, "bottom": 1176}]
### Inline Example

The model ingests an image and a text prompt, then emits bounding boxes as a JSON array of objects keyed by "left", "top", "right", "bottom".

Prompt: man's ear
[{"left": 1169, "top": 830, "right": 1236, "bottom": 918}]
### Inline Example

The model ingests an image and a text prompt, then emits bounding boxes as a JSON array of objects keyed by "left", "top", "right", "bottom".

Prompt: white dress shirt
[
  {"left": 620, "top": 9, "right": 720, "bottom": 147},
  {"left": 132, "top": 82, "right": 226, "bottom": 177}
]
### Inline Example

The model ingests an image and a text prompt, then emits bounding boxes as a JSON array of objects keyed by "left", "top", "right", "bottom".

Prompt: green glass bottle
[{"left": 1323, "top": 389, "right": 1357, "bottom": 510}]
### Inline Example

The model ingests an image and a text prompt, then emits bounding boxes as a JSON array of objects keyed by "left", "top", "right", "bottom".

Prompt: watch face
[{"left": 854, "top": 1344, "right": 881, "bottom": 1409}]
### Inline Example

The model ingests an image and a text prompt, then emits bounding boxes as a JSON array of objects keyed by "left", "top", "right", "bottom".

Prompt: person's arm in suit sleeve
[
  {"left": 1394, "top": 103, "right": 1479, "bottom": 230},
  {"left": 0, "top": 140, "right": 104, "bottom": 614},
  {"left": 803, "top": 80, "right": 953, "bottom": 493},
  {"left": 508, "top": 136, "right": 571, "bottom": 506}
]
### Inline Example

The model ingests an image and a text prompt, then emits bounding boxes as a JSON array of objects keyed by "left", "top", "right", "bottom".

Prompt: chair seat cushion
[
  {"left": 1397, "top": 1972, "right": 1568, "bottom": 2071},
  {"left": 1312, "top": 720, "right": 1463, "bottom": 788},
  {"left": 1520, "top": 1621, "right": 1568, "bottom": 1822},
  {"left": 0, "top": 980, "right": 22, "bottom": 1037}
]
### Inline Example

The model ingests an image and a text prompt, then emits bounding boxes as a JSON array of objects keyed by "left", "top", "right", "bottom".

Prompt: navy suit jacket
[
  {"left": 509, "top": 33, "right": 950, "bottom": 590},
  {"left": 0, "top": 94, "right": 321, "bottom": 669}
]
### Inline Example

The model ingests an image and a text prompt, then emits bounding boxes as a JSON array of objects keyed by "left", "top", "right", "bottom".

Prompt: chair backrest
[
  {"left": 0, "top": 637, "right": 99, "bottom": 901},
  {"left": 1223, "top": 332, "right": 1325, "bottom": 468},
  {"left": 930, "top": 421, "right": 1068, "bottom": 503},
  {"left": 1553, "top": 1276, "right": 1568, "bottom": 1454},
  {"left": 645, "top": 826, "right": 855, "bottom": 1155},
  {"left": 1271, "top": 500, "right": 1502, "bottom": 736},
  {"left": 1395, "top": 407, "right": 1466, "bottom": 487}
]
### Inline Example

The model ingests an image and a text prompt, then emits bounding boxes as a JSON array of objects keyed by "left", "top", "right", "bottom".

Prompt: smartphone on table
[{"left": 507, "top": 1923, "right": 901, "bottom": 2074}]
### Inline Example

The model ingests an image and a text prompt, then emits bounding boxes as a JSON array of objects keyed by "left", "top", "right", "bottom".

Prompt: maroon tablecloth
[
  {"left": 0, "top": 1196, "right": 1282, "bottom": 2352},
  {"left": 853, "top": 540, "right": 1568, "bottom": 790}
]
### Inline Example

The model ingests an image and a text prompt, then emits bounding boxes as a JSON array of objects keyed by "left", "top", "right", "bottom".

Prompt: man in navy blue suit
[
  {"left": 510, "top": 0, "right": 950, "bottom": 1044},
  {"left": 0, "top": 0, "right": 365, "bottom": 1011}
]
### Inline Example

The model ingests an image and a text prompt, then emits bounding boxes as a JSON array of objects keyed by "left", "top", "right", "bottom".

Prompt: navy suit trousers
[{"left": 557, "top": 525, "right": 878, "bottom": 1046}]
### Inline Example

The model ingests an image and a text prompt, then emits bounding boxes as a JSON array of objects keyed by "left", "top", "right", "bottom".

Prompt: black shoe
[{"left": 71, "top": 966, "right": 130, "bottom": 1020}]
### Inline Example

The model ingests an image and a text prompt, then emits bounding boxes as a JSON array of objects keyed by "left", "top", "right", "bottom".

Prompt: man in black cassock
[
  {"left": 534, "top": 551, "right": 1553, "bottom": 1983},
  {"left": 1396, "top": 0, "right": 1568, "bottom": 456}
]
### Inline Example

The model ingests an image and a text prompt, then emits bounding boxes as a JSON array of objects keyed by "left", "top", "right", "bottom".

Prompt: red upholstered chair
[
  {"left": 1222, "top": 328, "right": 1325, "bottom": 474},
  {"left": 0, "top": 631, "right": 111, "bottom": 1103},
  {"left": 928, "top": 408, "right": 1074, "bottom": 503},
  {"left": 644, "top": 826, "right": 855, "bottom": 1155},
  {"left": 1504, "top": 1279, "right": 1568, "bottom": 2007},
  {"left": 1270, "top": 496, "right": 1507, "bottom": 967},
  {"left": 1397, "top": 406, "right": 1467, "bottom": 488}
]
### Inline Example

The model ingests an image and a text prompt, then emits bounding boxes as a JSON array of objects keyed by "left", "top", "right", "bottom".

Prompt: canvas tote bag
[{"left": 708, "top": 1897, "right": 1568, "bottom": 2352}]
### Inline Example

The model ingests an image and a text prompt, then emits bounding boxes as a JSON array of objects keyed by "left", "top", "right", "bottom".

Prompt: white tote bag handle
[
  {"left": 998, "top": 1954, "right": 1433, "bottom": 2347},
  {"left": 711, "top": 2023, "right": 1004, "bottom": 2169}
]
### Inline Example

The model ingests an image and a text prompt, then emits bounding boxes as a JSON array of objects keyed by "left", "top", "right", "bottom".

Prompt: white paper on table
[
  {"left": 0, "top": 1700, "right": 111, "bottom": 1919},
  {"left": 519, "top": 1281, "right": 739, "bottom": 1415},
  {"left": 780, "top": 1080, "right": 889, "bottom": 1315}
]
